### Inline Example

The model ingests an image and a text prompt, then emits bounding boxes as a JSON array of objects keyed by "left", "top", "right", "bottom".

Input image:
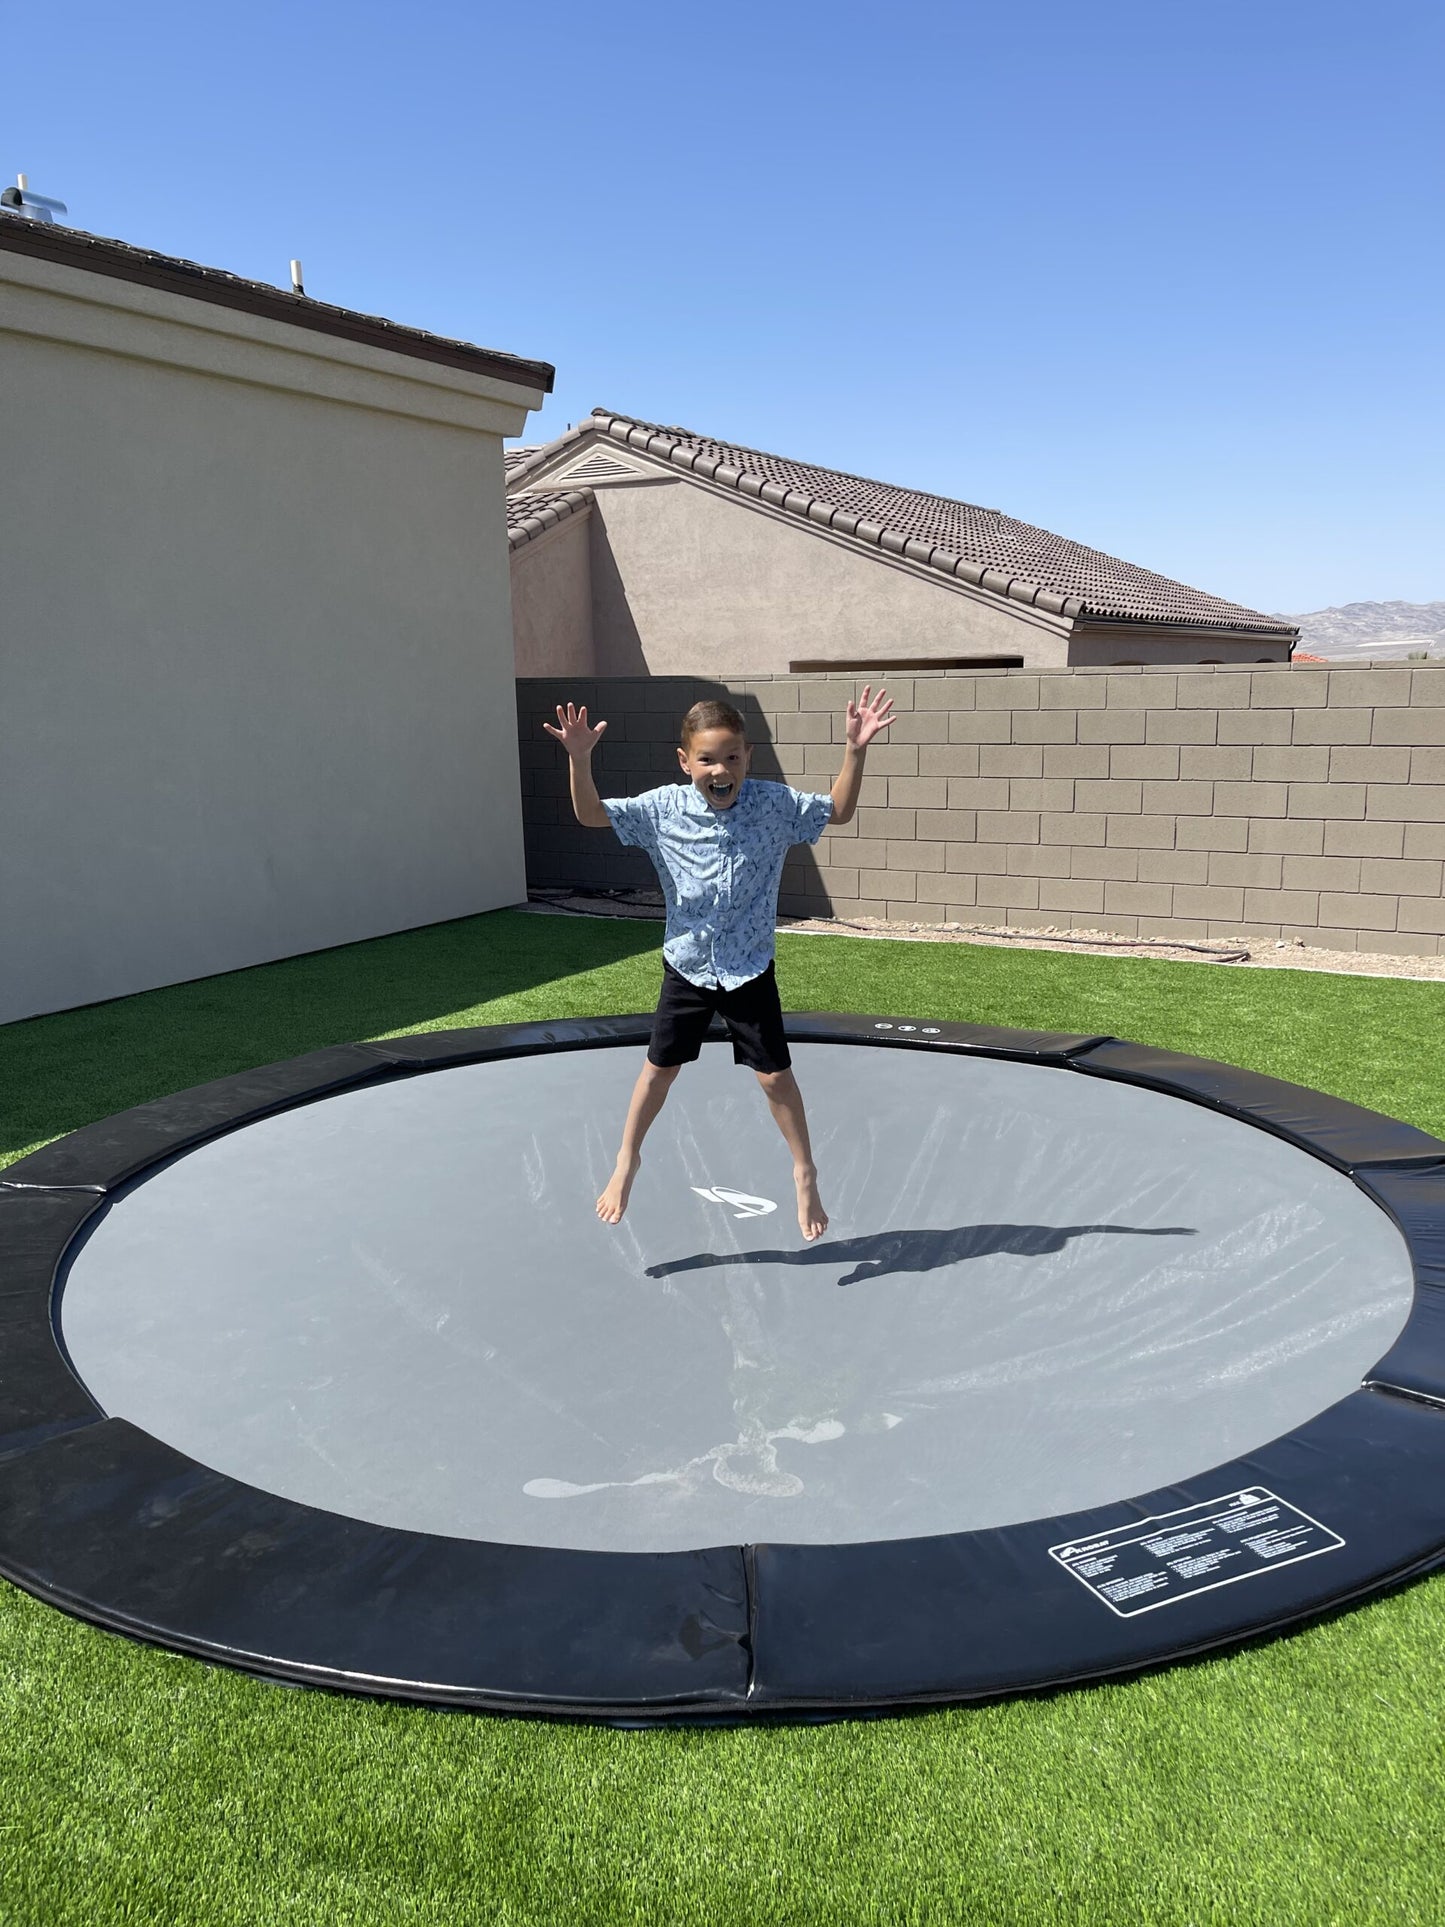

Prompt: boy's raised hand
[
  {"left": 845, "top": 685, "right": 895, "bottom": 749},
  {"left": 543, "top": 701, "right": 609, "bottom": 758}
]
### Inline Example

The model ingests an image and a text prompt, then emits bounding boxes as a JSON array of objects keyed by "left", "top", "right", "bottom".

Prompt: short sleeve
[
  {"left": 603, "top": 791, "right": 660, "bottom": 852},
  {"left": 787, "top": 787, "right": 834, "bottom": 846}
]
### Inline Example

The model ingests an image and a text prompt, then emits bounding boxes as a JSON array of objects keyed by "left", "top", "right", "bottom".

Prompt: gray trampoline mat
[{"left": 59, "top": 1042, "right": 1415, "bottom": 1552}]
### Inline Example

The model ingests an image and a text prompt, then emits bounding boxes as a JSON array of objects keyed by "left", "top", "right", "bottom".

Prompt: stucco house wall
[
  {"left": 509, "top": 507, "right": 594, "bottom": 676},
  {"left": 582, "top": 476, "right": 1065, "bottom": 675},
  {"left": 1, "top": 234, "right": 548, "bottom": 1023}
]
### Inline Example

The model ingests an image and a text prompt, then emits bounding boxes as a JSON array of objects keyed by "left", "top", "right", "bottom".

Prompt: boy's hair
[{"left": 680, "top": 699, "right": 746, "bottom": 748}]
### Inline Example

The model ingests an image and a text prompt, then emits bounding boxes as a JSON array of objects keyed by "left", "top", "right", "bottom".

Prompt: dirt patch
[{"left": 777, "top": 913, "right": 1445, "bottom": 981}]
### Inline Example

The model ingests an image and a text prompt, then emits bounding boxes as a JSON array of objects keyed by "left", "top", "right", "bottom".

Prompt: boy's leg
[
  {"left": 597, "top": 964, "right": 714, "bottom": 1226},
  {"left": 755, "top": 1067, "right": 828, "bottom": 1242},
  {"left": 717, "top": 964, "right": 829, "bottom": 1242},
  {"left": 597, "top": 1060, "right": 681, "bottom": 1224}
]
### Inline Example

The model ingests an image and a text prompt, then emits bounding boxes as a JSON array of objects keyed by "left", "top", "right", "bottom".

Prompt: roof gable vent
[{"left": 547, "top": 445, "right": 663, "bottom": 486}]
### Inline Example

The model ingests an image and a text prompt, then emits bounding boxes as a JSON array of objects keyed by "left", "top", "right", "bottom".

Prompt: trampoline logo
[{"left": 692, "top": 1185, "right": 778, "bottom": 1219}]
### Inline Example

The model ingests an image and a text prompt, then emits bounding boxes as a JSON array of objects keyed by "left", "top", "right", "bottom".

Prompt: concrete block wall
[{"left": 518, "top": 666, "right": 1445, "bottom": 958}]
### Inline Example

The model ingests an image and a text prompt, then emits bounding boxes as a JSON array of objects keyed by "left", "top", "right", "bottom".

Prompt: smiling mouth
[{"left": 707, "top": 779, "right": 735, "bottom": 802}]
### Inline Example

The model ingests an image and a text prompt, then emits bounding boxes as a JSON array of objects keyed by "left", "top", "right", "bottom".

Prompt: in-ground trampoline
[{"left": 2, "top": 1013, "right": 1445, "bottom": 1721}]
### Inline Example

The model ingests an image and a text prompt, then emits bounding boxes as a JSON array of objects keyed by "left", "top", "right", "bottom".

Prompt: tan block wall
[{"left": 518, "top": 665, "right": 1445, "bottom": 958}]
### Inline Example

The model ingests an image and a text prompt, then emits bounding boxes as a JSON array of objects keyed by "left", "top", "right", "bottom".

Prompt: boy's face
[{"left": 678, "top": 726, "right": 751, "bottom": 809}]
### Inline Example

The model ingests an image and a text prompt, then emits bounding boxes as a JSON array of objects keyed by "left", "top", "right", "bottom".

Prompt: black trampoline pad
[
  {"left": 8, "top": 1014, "right": 1445, "bottom": 1721},
  {"left": 58, "top": 1043, "right": 1415, "bottom": 1553}
]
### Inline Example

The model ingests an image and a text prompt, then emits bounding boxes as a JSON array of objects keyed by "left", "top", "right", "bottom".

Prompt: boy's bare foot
[
  {"left": 795, "top": 1166, "right": 828, "bottom": 1242},
  {"left": 597, "top": 1157, "right": 641, "bottom": 1225}
]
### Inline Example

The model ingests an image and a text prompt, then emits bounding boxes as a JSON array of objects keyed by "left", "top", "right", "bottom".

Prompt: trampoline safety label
[{"left": 1049, "top": 1489, "right": 1345, "bottom": 1617}]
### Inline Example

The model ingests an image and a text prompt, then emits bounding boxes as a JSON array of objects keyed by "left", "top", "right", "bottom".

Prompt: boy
[{"left": 543, "top": 687, "right": 894, "bottom": 1241}]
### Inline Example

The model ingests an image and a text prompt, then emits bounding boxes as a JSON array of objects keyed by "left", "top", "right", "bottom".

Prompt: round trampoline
[{"left": 2, "top": 1012, "right": 1444, "bottom": 1721}]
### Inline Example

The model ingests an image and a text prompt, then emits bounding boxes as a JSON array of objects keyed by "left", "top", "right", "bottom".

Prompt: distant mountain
[{"left": 1275, "top": 600, "right": 1445, "bottom": 661}]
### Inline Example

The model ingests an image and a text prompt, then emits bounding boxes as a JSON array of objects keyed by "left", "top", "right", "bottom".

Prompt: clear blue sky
[{"left": 6, "top": 0, "right": 1441, "bottom": 614}]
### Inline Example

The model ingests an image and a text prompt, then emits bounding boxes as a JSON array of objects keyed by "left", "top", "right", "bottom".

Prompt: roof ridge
[
  {"left": 595, "top": 407, "right": 1004, "bottom": 520},
  {"left": 582, "top": 409, "right": 1082, "bottom": 619}
]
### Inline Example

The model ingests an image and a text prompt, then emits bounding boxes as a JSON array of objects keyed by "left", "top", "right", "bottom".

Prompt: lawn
[{"left": 3, "top": 908, "right": 1444, "bottom": 1926}]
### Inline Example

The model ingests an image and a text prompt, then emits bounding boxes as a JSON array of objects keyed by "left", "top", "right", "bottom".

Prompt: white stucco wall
[
  {"left": 510, "top": 510, "right": 596, "bottom": 675},
  {"left": 582, "top": 477, "right": 1067, "bottom": 674},
  {"left": 1, "top": 248, "right": 544, "bottom": 1023}
]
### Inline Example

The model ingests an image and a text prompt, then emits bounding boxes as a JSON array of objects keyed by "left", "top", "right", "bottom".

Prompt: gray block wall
[{"left": 518, "top": 666, "right": 1445, "bottom": 958}]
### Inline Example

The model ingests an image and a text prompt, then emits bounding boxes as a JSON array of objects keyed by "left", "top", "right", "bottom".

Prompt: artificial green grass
[{"left": 3, "top": 909, "right": 1445, "bottom": 1925}]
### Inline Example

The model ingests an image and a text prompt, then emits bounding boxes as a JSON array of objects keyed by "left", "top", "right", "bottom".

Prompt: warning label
[{"left": 1049, "top": 1488, "right": 1345, "bottom": 1618}]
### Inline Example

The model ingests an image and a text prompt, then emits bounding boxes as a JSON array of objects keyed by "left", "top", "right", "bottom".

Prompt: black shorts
[{"left": 648, "top": 961, "right": 791, "bottom": 1074}]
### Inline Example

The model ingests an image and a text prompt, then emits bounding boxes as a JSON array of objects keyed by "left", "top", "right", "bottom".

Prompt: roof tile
[{"left": 505, "top": 487, "right": 593, "bottom": 549}]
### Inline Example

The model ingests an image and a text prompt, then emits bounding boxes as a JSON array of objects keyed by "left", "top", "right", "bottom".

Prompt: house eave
[
  {"left": 0, "top": 217, "right": 555, "bottom": 392},
  {"left": 1071, "top": 615, "right": 1299, "bottom": 642}
]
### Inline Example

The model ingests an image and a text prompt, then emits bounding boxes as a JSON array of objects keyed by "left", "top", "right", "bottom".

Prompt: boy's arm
[
  {"left": 829, "top": 685, "right": 894, "bottom": 826},
  {"left": 566, "top": 751, "right": 611, "bottom": 829},
  {"left": 542, "top": 702, "right": 612, "bottom": 828}
]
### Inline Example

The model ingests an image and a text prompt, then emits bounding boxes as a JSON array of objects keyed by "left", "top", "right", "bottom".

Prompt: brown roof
[
  {"left": 505, "top": 445, "right": 546, "bottom": 477},
  {"left": 0, "top": 216, "right": 554, "bottom": 392},
  {"left": 506, "top": 487, "right": 593, "bottom": 549},
  {"left": 506, "top": 409, "right": 1292, "bottom": 634}
]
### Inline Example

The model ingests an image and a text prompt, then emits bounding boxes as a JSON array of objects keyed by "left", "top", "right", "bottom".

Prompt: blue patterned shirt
[{"left": 604, "top": 779, "right": 833, "bottom": 989}]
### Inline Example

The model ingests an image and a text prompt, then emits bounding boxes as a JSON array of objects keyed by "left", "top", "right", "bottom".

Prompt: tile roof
[
  {"left": 506, "top": 487, "right": 593, "bottom": 549},
  {"left": 0, "top": 216, "right": 554, "bottom": 391},
  {"left": 506, "top": 409, "right": 1293, "bottom": 634}
]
